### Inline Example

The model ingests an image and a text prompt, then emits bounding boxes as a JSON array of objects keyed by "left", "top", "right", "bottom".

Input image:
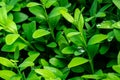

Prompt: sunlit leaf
[
  {"left": 68, "top": 57, "right": 89, "bottom": 68},
  {"left": 0, "top": 57, "right": 15, "bottom": 67},
  {"left": 88, "top": 34, "right": 108, "bottom": 45},
  {"left": 33, "top": 29, "right": 50, "bottom": 38},
  {"left": 5, "top": 34, "right": 19, "bottom": 45}
]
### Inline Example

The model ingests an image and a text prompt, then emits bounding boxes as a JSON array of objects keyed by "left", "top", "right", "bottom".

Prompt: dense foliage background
[{"left": 0, "top": 0, "right": 120, "bottom": 80}]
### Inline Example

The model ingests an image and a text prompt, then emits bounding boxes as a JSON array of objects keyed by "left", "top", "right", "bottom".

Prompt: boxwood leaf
[
  {"left": 97, "top": 20, "right": 114, "bottom": 29},
  {"left": 22, "top": 21, "right": 36, "bottom": 41},
  {"left": 44, "top": 66, "right": 64, "bottom": 78},
  {"left": 29, "top": 6, "right": 46, "bottom": 20},
  {"left": 5, "top": 34, "right": 19, "bottom": 45},
  {"left": 67, "top": 32, "right": 80, "bottom": 38},
  {"left": 113, "top": 29, "right": 120, "bottom": 42},
  {"left": 60, "top": 10, "right": 74, "bottom": 23},
  {"left": 1, "top": 40, "right": 27, "bottom": 52},
  {"left": 82, "top": 74, "right": 102, "bottom": 79},
  {"left": 62, "top": 46, "right": 74, "bottom": 54},
  {"left": 0, "top": 57, "right": 15, "bottom": 67},
  {"left": 13, "top": 12, "right": 28, "bottom": 23},
  {"left": 35, "top": 69, "right": 56, "bottom": 79},
  {"left": 113, "top": 0, "right": 120, "bottom": 9},
  {"left": 47, "top": 42, "right": 57, "bottom": 48},
  {"left": 88, "top": 34, "right": 108, "bottom": 45},
  {"left": 112, "top": 21, "right": 120, "bottom": 29},
  {"left": 49, "top": 57, "right": 65, "bottom": 68},
  {"left": 32, "top": 29, "right": 50, "bottom": 38},
  {"left": 10, "top": 74, "right": 22, "bottom": 80},
  {"left": 112, "top": 65, "right": 120, "bottom": 74},
  {"left": 118, "top": 51, "right": 120, "bottom": 65},
  {"left": 45, "top": 0, "right": 57, "bottom": 8},
  {"left": 0, "top": 70, "right": 16, "bottom": 80},
  {"left": 68, "top": 57, "right": 89, "bottom": 68},
  {"left": 27, "top": 2, "right": 40, "bottom": 7},
  {"left": 74, "top": 8, "right": 84, "bottom": 32}
]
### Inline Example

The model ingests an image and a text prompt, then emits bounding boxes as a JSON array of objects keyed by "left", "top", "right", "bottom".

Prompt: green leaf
[
  {"left": 60, "top": 10, "right": 74, "bottom": 23},
  {"left": 29, "top": 6, "right": 46, "bottom": 20},
  {"left": 113, "top": 0, "right": 120, "bottom": 9},
  {"left": 71, "top": 66, "right": 84, "bottom": 73},
  {"left": 45, "top": 0, "right": 57, "bottom": 8},
  {"left": 10, "top": 74, "right": 22, "bottom": 80},
  {"left": 88, "top": 34, "right": 108, "bottom": 45},
  {"left": 99, "top": 45, "right": 109, "bottom": 55},
  {"left": 97, "top": 21, "right": 114, "bottom": 29},
  {"left": 27, "top": 2, "right": 40, "bottom": 7},
  {"left": 107, "top": 73, "right": 120, "bottom": 80},
  {"left": 40, "top": 59, "right": 49, "bottom": 66},
  {"left": 13, "top": 12, "right": 28, "bottom": 23},
  {"left": 67, "top": 32, "right": 80, "bottom": 38},
  {"left": 1, "top": 40, "right": 27, "bottom": 52},
  {"left": 5, "top": 34, "right": 19, "bottom": 45},
  {"left": 118, "top": 51, "right": 120, "bottom": 65},
  {"left": 47, "top": 42, "right": 57, "bottom": 48},
  {"left": 96, "top": 12, "right": 106, "bottom": 17},
  {"left": 19, "top": 61, "right": 34, "bottom": 71},
  {"left": 14, "top": 46, "right": 20, "bottom": 60},
  {"left": 82, "top": 74, "right": 102, "bottom": 79},
  {"left": 0, "top": 57, "right": 15, "bottom": 67},
  {"left": 48, "top": 7, "right": 67, "bottom": 18},
  {"left": 22, "top": 21, "right": 36, "bottom": 41},
  {"left": 49, "top": 57, "right": 65, "bottom": 68},
  {"left": 62, "top": 46, "right": 74, "bottom": 54},
  {"left": 0, "top": 70, "right": 16, "bottom": 80},
  {"left": 112, "top": 65, "right": 120, "bottom": 74},
  {"left": 41, "top": 0, "right": 47, "bottom": 5},
  {"left": 113, "top": 29, "right": 120, "bottom": 42},
  {"left": 44, "top": 66, "right": 64, "bottom": 78},
  {"left": 32, "top": 29, "right": 50, "bottom": 38},
  {"left": 112, "top": 21, "right": 120, "bottom": 29},
  {"left": 35, "top": 69, "right": 56, "bottom": 79},
  {"left": 27, "top": 71, "right": 41, "bottom": 80},
  {"left": 19, "top": 51, "right": 40, "bottom": 71},
  {"left": 74, "top": 8, "right": 84, "bottom": 32},
  {"left": 68, "top": 57, "right": 89, "bottom": 68}
]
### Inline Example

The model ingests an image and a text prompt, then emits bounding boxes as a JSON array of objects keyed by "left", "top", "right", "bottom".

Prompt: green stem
[
  {"left": 84, "top": 47, "right": 94, "bottom": 73},
  {"left": 19, "top": 36, "right": 36, "bottom": 51}
]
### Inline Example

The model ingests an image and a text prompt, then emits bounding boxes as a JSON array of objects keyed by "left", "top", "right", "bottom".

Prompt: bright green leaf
[
  {"left": 44, "top": 66, "right": 64, "bottom": 78},
  {"left": 88, "top": 34, "right": 108, "bottom": 45},
  {"left": 0, "top": 70, "right": 16, "bottom": 80},
  {"left": 74, "top": 8, "right": 84, "bottom": 32},
  {"left": 35, "top": 69, "right": 56, "bottom": 79},
  {"left": 67, "top": 32, "right": 80, "bottom": 38},
  {"left": 10, "top": 74, "right": 22, "bottom": 80},
  {"left": 96, "top": 12, "right": 106, "bottom": 17},
  {"left": 112, "top": 65, "right": 120, "bottom": 74},
  {"left": 32, "top": 29, "right": 50, "bottom": 38},
  {"left": 112, "top": 21, "right": 120, "bottom": 29},
  {"left": 62, "top": 46, "right": 74, "bottom": 54},
  {"left": 45, "top": 0, "right": 57, "bottom": 8},
  {"left": 5, "top": 34, "right": 19, "bottom": 45},
  {"left": 113, "top": 29, "right": 120, "bottom": 42},
  {"left": 68, "top": 57, "right": 89, "bottom": 68},
  {"left": 97, "top": 21, "right": 114, "bottom": 29},
  {"left": 118, "top": 51, "right": 120, "bottom": 65},
  {"left": 47, "top": 42, "right": 57, "bottom": 48},
  {"left": 82, "top": 74, "right": 102, "bottom": 79},
  {"left": 49, "top": 57, "right": 65, "bottom": 68},
  {"left": 1, "top": 40, "right": 27, "bottom": 52},
  {"left": 113, "top": 0, "right": 120, "bottom": 9},
  {"left": 40, "top": 59, "right": 49, "bottom": 66},
  {"left": 0, "top": 57, "right": 15, "bottom": 67},
  {"left": 27, "top": 2, "right": 40, "bottom": 7},
  {"left": 60, "top": 10, "right": 74, "bottom": 23}
]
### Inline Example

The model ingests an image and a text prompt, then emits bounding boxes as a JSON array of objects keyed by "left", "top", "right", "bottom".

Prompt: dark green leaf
[{"left": 13, "top": 12, "right": 28, "bottom": 23}]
